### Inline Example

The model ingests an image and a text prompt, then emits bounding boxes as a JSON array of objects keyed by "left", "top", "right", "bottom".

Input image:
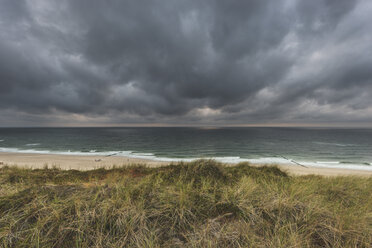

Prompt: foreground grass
[{"left": 0, "top": 160, "right": 371, "bottom": 247}]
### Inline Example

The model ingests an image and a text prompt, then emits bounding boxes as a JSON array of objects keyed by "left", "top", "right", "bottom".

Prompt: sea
[{"left": 0, "top": 127, "right": 371, "bottom": 171}]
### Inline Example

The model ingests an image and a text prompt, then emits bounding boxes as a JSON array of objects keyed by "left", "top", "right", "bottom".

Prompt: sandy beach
[{"left": 0, "top": 152, "right": 371, "bottom": 177}]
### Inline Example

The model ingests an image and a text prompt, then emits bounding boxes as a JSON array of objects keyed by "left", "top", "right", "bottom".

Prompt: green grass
[{"left": 0, "top": 160, "right": 371, "bottom": 247}]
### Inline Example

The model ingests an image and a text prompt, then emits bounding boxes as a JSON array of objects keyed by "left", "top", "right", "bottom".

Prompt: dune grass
[{"left": 0, "top": 160, "right": 371, "bottom": 247}]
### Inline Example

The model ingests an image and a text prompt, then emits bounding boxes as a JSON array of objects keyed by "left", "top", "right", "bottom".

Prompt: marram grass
[{"left": 0, "top": 160, "right": 371, "bottom": 247}]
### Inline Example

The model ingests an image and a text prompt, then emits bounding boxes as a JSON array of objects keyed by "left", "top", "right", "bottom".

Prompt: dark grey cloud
[{"left": 0, "top": 0, "right": 372, "bottom": 126}]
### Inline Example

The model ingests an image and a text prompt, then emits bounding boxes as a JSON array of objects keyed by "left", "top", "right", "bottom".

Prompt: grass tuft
[{"left": 0, "top": 160, "right": 371, "bottom": 247}]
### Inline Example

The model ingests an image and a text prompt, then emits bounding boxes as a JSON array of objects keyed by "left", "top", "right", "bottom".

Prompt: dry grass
[{"left": 0, "top": 160, "right": 371, "bottom": 247}]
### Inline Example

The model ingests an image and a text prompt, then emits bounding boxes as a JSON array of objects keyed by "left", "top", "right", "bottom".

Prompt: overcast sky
[{"left": 1, "top": 0, "right": 372, "bottom": 127}]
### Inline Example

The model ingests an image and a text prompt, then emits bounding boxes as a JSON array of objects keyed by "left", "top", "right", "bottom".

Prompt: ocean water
[{"left": 0, "top": 127, "right": 371, "bottom": 170}]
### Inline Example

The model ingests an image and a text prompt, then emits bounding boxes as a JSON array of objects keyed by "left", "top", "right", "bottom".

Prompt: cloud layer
[{"left": 1, "top": 0, "right": 372, "bottom": 126}]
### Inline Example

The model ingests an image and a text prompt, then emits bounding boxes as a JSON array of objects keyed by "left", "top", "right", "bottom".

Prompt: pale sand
[{"left": 0, "top": 152, "right": 372, "bottom": 177}]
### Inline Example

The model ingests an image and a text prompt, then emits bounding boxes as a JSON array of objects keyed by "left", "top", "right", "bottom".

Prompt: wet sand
[{"left": 0, "top": 152, "right": 371, "bottom": 177}]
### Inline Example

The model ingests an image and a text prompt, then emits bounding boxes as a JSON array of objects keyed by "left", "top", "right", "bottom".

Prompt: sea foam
[{"left": 1, "top": 147, "right": 371, "bottom": 171}]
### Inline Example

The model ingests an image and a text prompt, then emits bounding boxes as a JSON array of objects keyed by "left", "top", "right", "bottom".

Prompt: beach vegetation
[{"left": 0, "top": 160, "right": 371, "bottom": 247}]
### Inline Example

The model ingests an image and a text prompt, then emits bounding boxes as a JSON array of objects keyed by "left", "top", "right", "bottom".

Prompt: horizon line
[{"left": 1, "top": 123, "right": 372, "bottom": 128}]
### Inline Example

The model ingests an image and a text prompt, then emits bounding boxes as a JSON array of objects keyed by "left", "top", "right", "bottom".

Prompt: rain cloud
[{"left": 1, "top": 0, "right": 372, "bottom": 126}]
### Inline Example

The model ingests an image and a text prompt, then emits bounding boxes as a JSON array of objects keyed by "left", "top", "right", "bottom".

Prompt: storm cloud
[{"left": 1, "top": 0, "right": 372, "bottom": 126}]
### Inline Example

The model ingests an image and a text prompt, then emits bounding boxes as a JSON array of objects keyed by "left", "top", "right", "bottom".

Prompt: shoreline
[{"left": 1, "top": 152, "right": 372, "bottom": 177}]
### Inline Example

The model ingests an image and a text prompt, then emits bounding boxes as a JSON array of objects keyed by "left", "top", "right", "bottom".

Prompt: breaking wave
[{"left": 1, "top": 147, "right": 371, "bottom": 171}]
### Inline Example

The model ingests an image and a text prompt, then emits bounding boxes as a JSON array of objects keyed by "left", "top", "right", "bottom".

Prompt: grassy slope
[{"left": 0, "top": 160, "right": 371, "bottom": 248}]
